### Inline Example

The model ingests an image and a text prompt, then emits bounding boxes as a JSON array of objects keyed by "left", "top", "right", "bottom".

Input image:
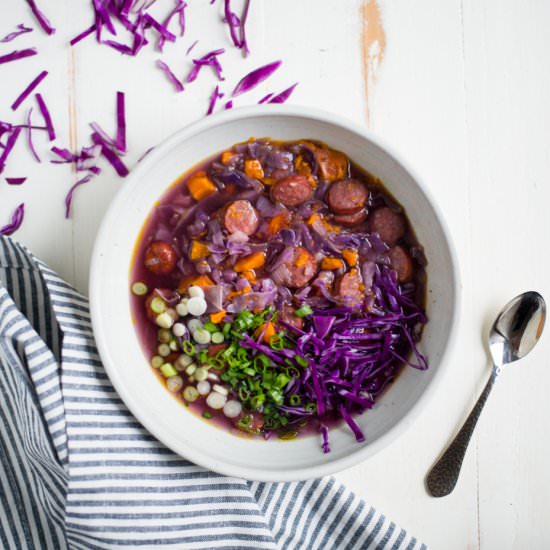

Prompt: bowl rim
[{"left": 90, "top": 104, "right": 461, "bottom": 481}]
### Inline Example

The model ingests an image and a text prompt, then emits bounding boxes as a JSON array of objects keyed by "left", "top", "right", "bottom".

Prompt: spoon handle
[{"left": 426, "top": 367, "right": 499, "bottom": 497}]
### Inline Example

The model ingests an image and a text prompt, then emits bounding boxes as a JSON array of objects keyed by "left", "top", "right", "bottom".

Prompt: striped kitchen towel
[{"left": 0, "top": 236, "right": 426, "bottom": 550}]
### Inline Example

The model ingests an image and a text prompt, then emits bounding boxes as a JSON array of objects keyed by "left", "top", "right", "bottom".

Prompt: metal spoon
[{"left": 426, "top": 291, "right": 546, "bottom": 497}]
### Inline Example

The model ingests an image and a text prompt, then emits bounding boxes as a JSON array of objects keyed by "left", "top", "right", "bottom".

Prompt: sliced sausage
[
  {"left": 336, "top": 268, "right": 364, "bottom": 308},
  {"left": 274, "top": 246, "right": 318, "bottom": 289},
  {"left": 144, "top": 241, "right": 177, "bottom": 275},
  {"left": 280, "top": 304, "right": 304, "bottom": 330},
  {"left": 389, "top": 246, "right": 414, "bottom": 283},
  {"left": 326, "top": 179, "right": 369, "bottom": 215},
  {"left": 224, "top": 200, "right": 259, "bottom": 236},
  {"left": 333, "top": 209, "right": 367, "bottom": 227},
  {"left": 271, "top": 175, "right": 313, "bottom": 207},
  {"left": 368, "top": 207, "right": 406, "bottom": 245},
  {"left": 315, "top": 148, "right": 348, "bottom": 181}
]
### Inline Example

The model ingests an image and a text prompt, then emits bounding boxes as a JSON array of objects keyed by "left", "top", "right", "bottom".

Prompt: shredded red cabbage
[
  {"left": 116, "top": 91, "right": 126, "bottom": 153},
  {"left": 25, "top": 0, "right": 55, "bottom": 35},
  {"left": 186, "top": 49, "right": 225, "bottom": 83},
  {"left": 35, "top": 93, "right": 55, "bottom": 141},
  {"left": 0, "top": 128, "right": 22, "bottom": 175},
  {"left": 11, "top": 71, "right": 48, "bottom": 111},
  {"left": 206, "top": 85, "right": 224, "bottom": 115},
  {"left": 156, "top": 60, "right": 184, "bottom": 92},
  {"left": 5, "top": 177, "right": 26, "bottom": 185},
  {"left": 268, "top": 82, "right": 298, "bottom": 104},
  {"left": 65, "top": 175, "right": 93, "bottom": 218},
  {"left": 1, "top": 24, "right": 33, "bottom": 43},
  {"left": 223, "top": 0, "right": 250, "bottom": 55},
  {"left": 258, "top": 93, "right": 273, "bottom": 104},
  {"left": 232, "top": 60, "right": 281, "bottom": 97},
  {"left": 0, "top": 203, "right": 25, "bottom": 236},
  {"left": 91, "top": 132, "right": 129, "bottom": 177},
  {"left": 185, "top": 39, "right": 198, "bottom": 55},
  {"left": 26, "top": 108, "right": 41, "bottom": 163},
  {"left": 70, "top": 24, "right": 96, "bottom": 46},
  {"left": 0, "top": 48, "right": 38, "bottom": 65},
  {"left": 156, "top": 1, "right": 187, "bottom": 51}
]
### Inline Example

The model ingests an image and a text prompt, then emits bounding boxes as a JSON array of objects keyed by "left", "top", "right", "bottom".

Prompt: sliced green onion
[
  {"left": 279, "top": 431, "right": 298, "bottom": 440},
  {"left": 289, "top": 394, "right": 301, "bottom": 406},
  {"left": 150, "top": 297, "right": 166, "bottom": 314},
  {"left": 158, "top": 343, "right": 171, "bottom": 357},
  {"left": 160, "top": 363, "right": 178, "bottom": 378},
  {"left": 169, "top": 339, "right": 179, "bottom": 351},
  {"left": 269, "top": 334, "right": 284, "bottom": 350},
  {"left": 182, "top": 340, "right": 195, "bottom": 356},
  {"left": 202, "top": 411, "right": 213, "bottom": 419},
  {"left": 151, "top": 355, "right": 164, "bottom": 369},
  {"left": 222, "top": 322, "right": 232, "bottom": 337},
  {"left": 203, "top": 321, "right": 218, "bottom": 333},
  {"left": 305, "top": 402, "right": 317, "bottom": 413},
  {"left": 237, "top": 415, "right": 252, "bottom": 429},
  {"left": 183, "top": 386, "right": 199, "bottom": 402},
  {"left": 238, "top": 386, "right": 250, "bottom": 401},
  {"left": 295, "top": 355, "right": 309, "bottom": 368},
  {"left": 250, "top": 394, "right": 265, "bottom": 409},
  {"left": 193, "top": 329, "right": 211, "bottom": 345},
  {"left": 295, "top": 304, "right": 313, "bottom": 318},
  {"left": 131, "top": 282, "right": 148, "bottom": 296},
  {"left": 194, "top": 367, "right": 208, "bottom": 381},
  {"left": 211, "top": 331, "right": 224, "bottom": 344}
]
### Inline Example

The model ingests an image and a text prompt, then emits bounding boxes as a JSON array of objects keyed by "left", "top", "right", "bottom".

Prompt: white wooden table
[{"left": 2, "top": 1, "right": 550, "bottom": 548}]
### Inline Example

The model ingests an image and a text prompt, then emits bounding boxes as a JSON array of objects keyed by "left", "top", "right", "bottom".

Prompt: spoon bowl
[
  {"left": 489, "top": 291, "right": 546, "bottom": 368},
  {"left": 427, "top": 291, "right": 546, "bottom": 497}
]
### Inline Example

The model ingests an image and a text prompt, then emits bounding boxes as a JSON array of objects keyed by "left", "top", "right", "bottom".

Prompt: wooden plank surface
[{"left": 2, "top": 1, "right": 550, "bottom": 548}]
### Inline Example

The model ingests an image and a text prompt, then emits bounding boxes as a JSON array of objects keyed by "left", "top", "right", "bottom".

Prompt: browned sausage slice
[
  {"left": 389, "top": 245, "right": 414, "bottom": 283},
  {"left": 333, "top": 209, "right": 367, "bottom": 227},
  {"left": 326, "top": 179, "right": 369, "bottom": 215},
  {"left": 336, "top": 268, "right": 364, "bottom": 308},
  {"left": 144, "top": 241, "right": 177, "bottom": 275},
  {"left": 315, "top": 148, "right": 348, "bottom": 181},
  {"left": 280, "top": 304, "right": 304, "bottom": 330},
  {"left": 271, "top": 175, "right": 313, "bottom": 207},
  {"left": 275, "top": 246, "right": 318, "bottom": 289},
  {"left": 224, "top": 200, "right": 259, "bottom": 235},
  {"left": 368, "top": 207, "right": 406, "bottom": 245}
]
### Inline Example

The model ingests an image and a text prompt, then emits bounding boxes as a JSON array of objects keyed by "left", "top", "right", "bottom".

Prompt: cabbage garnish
[
  {"left": 35, "top": 93, "right": 55, "bottom": 141},
  {"left": 0, "top": 48, "right": 38, "bottom": 65},
  {"left": 232, "top": 60, "right": 281, "bottom": 97},
  {"left": 0, "top": 203, "right": 25, "bottom": 236},
  {"left": 11, "top": 71, "right": 48, "bottom": 111},
  {"left": 1, "top": 24, "right": 33, "bottom": 44},
  {"left": 25, "top": 0, "right": 55, "bottom": 35}
]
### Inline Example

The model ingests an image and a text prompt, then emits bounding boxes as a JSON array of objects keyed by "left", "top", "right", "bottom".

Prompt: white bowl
[{"left": 90, "top": 105, "right": 459, "bottom": 481}]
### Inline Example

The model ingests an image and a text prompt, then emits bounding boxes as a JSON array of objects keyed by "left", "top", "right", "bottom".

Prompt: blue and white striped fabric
[{"left": 0, "top": 236, "right": 426, "bottom": 550}]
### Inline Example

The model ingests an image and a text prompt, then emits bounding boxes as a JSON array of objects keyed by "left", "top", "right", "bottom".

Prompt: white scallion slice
[
  {"left": 193, "top": 329, "right": 211, "bottom": 345},
  {"left": 158, "top": 343, "right": 171, "bottom": 357},
  {"left": 197, "top": 380, "right": 211, "bottom": 396},
  {"left": 188, "top": 285, "right": 205, "bottom": 299},
  {"left": 223, "top": 400, "right": 242, "bottom": 418},
  {"left": 131, "top": 282, "right": 148, "bottom": 296},
  {"left": 151, "top": 355, "right": 164, "bottom": 369},
  {"left": 187, "top": 296, "right": 207, "bottom": 316},
  {"left": 206, "top": 391, "right": 227, "bottom": 410},
  {"left": 194, "top": 367, "right": 208, "bottom": 381},
  {"left": 166, "top": 375, "right": 183, "bottom": 392},
  {"left": 211, "top": 331, "right": 224, "bottom": 344},
  {"left": 183, "top": 386, "right": 199, "bottom": 402}
]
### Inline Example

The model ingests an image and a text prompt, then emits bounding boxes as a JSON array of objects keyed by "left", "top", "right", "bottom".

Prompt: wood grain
[{"left": 360, "top": 0, "right": 386, "bottom": 126}]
